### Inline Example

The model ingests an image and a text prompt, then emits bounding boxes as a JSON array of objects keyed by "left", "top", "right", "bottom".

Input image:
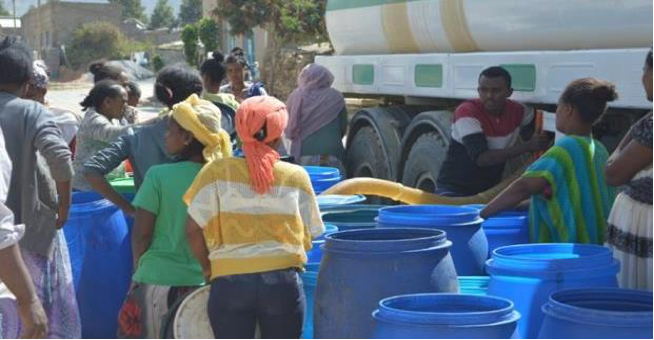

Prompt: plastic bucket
[
  {"left": 307, "top": 224, "right": 339, "bottom": 265},
  {"left": 301, "top": 269, "right": 319, "bottom": 339},
  {"left": 466, "top": 205, "right": 529, "bottom": 254},
  {"left": 321, "top": 205, "right": 386, "bottom": 231},
  {"left": 303, "top": 166, "right": 341, "bottom": 194},
  {"left": 316, "top": 195, "right": 366, "bottom": 210},
  {"left": 458, "top": 276, "right": 489, "bottom": 296}
]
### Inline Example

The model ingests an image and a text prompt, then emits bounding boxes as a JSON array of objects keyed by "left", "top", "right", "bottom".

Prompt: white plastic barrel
[{"left": 326, "top": 0, "right": 653, "bottom": 55}]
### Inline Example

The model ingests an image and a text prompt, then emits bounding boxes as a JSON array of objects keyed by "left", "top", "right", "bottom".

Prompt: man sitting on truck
[{"left": 436, "top": 66, "right": 551, "bottom": 196}]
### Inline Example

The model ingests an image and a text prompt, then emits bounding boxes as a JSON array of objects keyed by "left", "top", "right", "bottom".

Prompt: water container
[
  {"left": 304, "top": 166, "right": 341, "bottom": 194},
  {"left": 314, "top": 228, "right": 458, "bottom": 339},
  {"left": 110, "top": 177, "right": 136, "bottom": 229},
  {"left": 486, "top": 243, "right": 620, "bottom": 339},
  {"left": 321, "top": 205, "right": 386, "bottom": 231},
  {"left": 301, "top": 269, "right": 319, "bottom": 339},
  {"left": 458, "top": 276, "right": 489, "bottom": 296},
  {"left": 316, "top": 194, "right": 366, "bottom": 210},
  {"left": 63, "top": 191, "right": 133, "bottom": 338},
  {"left": 377, "top": 205, "right": 488, "bottom": 275},
  {"left": 307, "top": 224, "right": 339, "bottom": 265},
  {"left": 466, "top": 205, "right": 529, "bottom": 254},
  {"left": 315, "top": 224, "right": 339, "bottom": 240},
  {"left": 372, "top": 293, "right": 520, "bottom": 339},
  {"left": 539, "top": 288, "right": 653, "bottom": 339}
]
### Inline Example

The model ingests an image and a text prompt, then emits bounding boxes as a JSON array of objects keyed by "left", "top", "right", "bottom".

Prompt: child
[
  {"left": 185, "top": 96, "right": 324, "bottom": 338},
  {"left": 117, "top": 94, "right": 231, "bottom": 338},
  {"left": 126, "top": 81, "right": 141, "bottom": 107},
  {"left": 72, "top": 80, "right": 132, "bottom": 191},
  {"left": 481, "top": 78, "right": 617, "bottom": 244},
  {"left": 200, "top": 51, "right": 240, "bottom": 136}
]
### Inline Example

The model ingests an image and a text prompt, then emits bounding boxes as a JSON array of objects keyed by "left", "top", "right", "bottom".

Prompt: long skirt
[
  {"left": 0, "top": 231, "right": 81, "bottom": 338},
  {"left": 606, "top": 193, "right": 653, "bottom": 291}
]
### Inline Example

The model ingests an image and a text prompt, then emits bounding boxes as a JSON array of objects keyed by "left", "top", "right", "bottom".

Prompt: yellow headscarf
[{"left": 172, "top": 94, "right": 232, "bottom": 162}]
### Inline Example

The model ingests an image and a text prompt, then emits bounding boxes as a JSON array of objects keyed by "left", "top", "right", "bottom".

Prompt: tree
[
  {"left": 0, "top": 1, "right": 10, "bottom": 16},
  {"left": 181, "top": 24, "right": 199, "bottom": 67},
  {"left": 149, "top": 0, "right": 175, "bottom": 30},
  {"left": 198, "top": 18, "right": 220, "bottom": 53},
  {"left": 110, "top": 0, "right": 148, "bottom": 24},
  {"left": 152, "top": 55, "right": 165, "bottom": 72},
  {"left": 213, "top": 1, "right": 328, "bottom": 93},
  {"left": 214, "top": 0, "right": 328, "bottom": 45},
  {"left": 68, "top": 22, "right": 132, "bottom": 68},
  {"left": 179, "top": 0, "right": 202, "bottom": 26}
]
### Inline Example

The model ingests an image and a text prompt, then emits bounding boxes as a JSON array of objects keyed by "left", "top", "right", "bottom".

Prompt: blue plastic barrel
[
  {"left": 307, "top": 224, "right": 339, "bottom": 265},
  {"left": 321, "top": 205, "right": 386, "bottom": 231},
  {"left": 458, "top": 276, "right": 489, "bottom": 296},
  {"left": 63, "top": 191, "right": 133, "bottom": 339},
  {"left": 377, "top": 205, "right": 488, "bottom": 275},
  {"left": 301, "top": 268, "right": 319, "bottom": 339},
  {"left": 466, "top": 205, "right": 529, "bottom": 254},
  {"left": 372, "top": 293, "right": 520, "bottom": 339},
  {"left": 304, "top": 166, "right": 341, "bottom": 194},
  {"left": 314, "top": 228, "right": 458, "bottom": 339},
  {"left": 486, "top": 243, "right": 620, "bottom": 339},
  {"left": 539, "top": 288, "right": 653, "bottom": 339},
  {"left": 316, "top": 194, "right": 366, "bottom": 210}
]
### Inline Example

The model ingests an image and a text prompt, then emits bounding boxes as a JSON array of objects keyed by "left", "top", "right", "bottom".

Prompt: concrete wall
[
  {"left": 121, "top": 19, "right": 181, "bottom": 46},
  {"left": 21, "top": 1, "right": 121, "bottom": 54}
]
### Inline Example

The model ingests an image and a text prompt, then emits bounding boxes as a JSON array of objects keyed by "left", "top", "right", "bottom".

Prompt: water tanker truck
[{"left": 316, "top": 0, "right": 652, "bottom": 194}]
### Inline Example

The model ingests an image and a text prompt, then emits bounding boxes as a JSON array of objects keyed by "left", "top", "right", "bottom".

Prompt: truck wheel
[
  {"left": 346, "top": 126, "right": 390, "bottom": 180},
  {"left": 401, "top": 132, "right": 448, "bottom": 193}
]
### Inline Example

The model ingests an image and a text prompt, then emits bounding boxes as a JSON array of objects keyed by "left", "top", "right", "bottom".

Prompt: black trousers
[{"left": 207, "top": 268, "right": 305, "bottom": 339}]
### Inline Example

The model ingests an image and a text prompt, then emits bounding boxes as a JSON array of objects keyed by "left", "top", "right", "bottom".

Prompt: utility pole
[
  {"left": 37, "top": 0, "right": 41, "bottom": 54},
  {"left": 12, "top": 0, "right": 16, "bottom": 29}
]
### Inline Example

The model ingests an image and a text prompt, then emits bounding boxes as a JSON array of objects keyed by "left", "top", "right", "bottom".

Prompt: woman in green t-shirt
[{"left": 116, "top": 94, "right": 232, "bottom": 339}]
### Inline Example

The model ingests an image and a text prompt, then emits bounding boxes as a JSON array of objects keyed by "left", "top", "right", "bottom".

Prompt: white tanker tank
[{"left": 326, "top": 0, "right": 653, "bottom": 55}]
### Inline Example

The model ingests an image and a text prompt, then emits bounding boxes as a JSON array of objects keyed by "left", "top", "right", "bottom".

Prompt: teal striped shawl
[{"left": 524, "top": 136, "right": 616, "bottom": 244}]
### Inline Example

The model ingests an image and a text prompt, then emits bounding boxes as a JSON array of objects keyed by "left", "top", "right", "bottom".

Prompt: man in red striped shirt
[{"left": 436, "top": 66, "right": 551, "bottom": 196}]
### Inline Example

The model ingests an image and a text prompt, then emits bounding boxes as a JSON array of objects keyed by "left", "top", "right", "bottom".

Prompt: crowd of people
[{"left": 0, "top": 32, "right": 650, "bottom": 339}]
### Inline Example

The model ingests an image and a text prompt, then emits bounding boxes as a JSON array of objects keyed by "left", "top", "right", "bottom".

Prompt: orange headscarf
[{"left": 235, "top": 96, "right": 289, "bottom": 194}]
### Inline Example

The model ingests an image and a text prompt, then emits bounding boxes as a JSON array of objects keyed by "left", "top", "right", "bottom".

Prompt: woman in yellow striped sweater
[{"left": 185, "top": 96, "right": 324, "bottom": 338}]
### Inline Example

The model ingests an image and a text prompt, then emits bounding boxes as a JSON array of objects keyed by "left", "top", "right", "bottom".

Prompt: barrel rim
[
  {"left": 487, "top": 243, "right": 618, "bottom": 274},
  {"left": 324, "top": 227, "right": 452, "bottom": 253},
  {"left": 377, "top": 205, "right": 484, "bottom": 227},
  {"left": 541, "top": 287, "right": 653, "bottom": 327},
  {"left": 316, "top": 194, "right": 367, "bottom": 208},
  {"left": 321, "top": 204, "right": 386, "bottom": 214},
  {"left": 373, "top": 293, "right": 520, "bottom": 326},
  {"left": 70, "top": 191, "right": 118, "bottom": 213}
]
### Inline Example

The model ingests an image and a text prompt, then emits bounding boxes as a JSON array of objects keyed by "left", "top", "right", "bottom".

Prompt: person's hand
[
  {"left": 202, "top": 266, "right": 212, "bottom": 284},
  {"left": 55, "top": 201, "right": 70, "bottom": 229},
  {"left": 525, "top": 133, "right": 552, "bottom": 152},
  {"left": 18, "top": 298, "right": 47, "bottom": 339}
]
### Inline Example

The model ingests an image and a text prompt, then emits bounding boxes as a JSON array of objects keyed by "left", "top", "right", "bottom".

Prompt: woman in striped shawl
[{"left": 481, "top": 78, "right": 617, "bottom": 244}]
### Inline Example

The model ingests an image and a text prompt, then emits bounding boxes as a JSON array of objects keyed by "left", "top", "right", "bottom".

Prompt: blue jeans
[{"left": 207, "top": 268, "right": 305, "bottom": 339}]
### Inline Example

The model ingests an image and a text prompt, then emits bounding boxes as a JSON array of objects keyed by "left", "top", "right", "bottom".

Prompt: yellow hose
[{"left": 321, "top": 169, "right": 522, "bottom": 205}]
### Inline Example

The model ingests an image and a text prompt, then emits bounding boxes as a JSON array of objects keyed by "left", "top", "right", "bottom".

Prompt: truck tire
[
  {"left": 401, "top": 132, "right": 448, "bottom": 193},
  {"left": 346, "top": 126, "right": 390, "bottom": 180}
]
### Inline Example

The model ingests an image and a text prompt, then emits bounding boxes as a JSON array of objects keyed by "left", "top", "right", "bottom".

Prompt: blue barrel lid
[
  {"left": 542, "top": 287, "right": 653, "bottom": 327},
  {"left": 378, "top": 205, "right": 482, "bottom": 226},
  {"left": 373, "top": 293, "right": 520, "bottom": 326}
]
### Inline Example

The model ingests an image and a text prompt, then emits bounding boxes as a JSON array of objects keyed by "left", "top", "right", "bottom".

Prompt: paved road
[{"left": 48, "top": 78, "right": 162, "bottom": 121}]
